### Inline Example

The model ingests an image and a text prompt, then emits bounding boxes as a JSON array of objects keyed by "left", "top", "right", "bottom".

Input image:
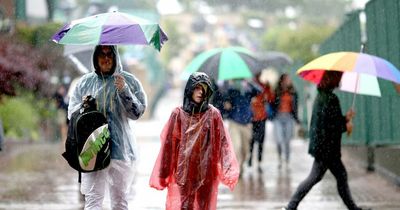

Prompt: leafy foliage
[
  {"left": 0, "top": 22, "right": 66, "bottom": 99},
  {"left": 0, "top": 35, "right": 47, "bottom": 97},
  {"left": 159, "top": 19, "right": 186, "bottom": 65},
  {"left": 0, "top": 94, "right": 53, "bottom": 141},
  {"left": 200, "top": 0, "right": 350, "bottom": 23},
  {"left": 261, "top": 24, "right": 335, "bottom": 63}
]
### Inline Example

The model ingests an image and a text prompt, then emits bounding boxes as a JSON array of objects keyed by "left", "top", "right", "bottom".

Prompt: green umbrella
[{"left": 183, "top": 47, "right": 260, "bottom": 81}]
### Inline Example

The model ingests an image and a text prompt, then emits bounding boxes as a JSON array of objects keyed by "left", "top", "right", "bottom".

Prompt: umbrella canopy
[
  {"left": 183, "top": 47, "right": 261, "bottom": 81},
  {"left": 51, "top": 11, "right": 168, "bottom": 51},
  {"left": 257, "top": 51, "right": 293, "bottom": 71},
  {"left": 297, "top": 52, "right": 400, "bottom": 97}
]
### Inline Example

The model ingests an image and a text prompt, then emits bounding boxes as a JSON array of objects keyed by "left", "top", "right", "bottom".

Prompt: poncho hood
[
  {"left": 183, "top": 72, "right": 214, "bottom": 114},
  {"left": 92, "top": 45, "right": 121, "bottom": 76}
]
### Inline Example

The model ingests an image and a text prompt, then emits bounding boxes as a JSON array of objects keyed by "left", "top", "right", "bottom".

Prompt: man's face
[
  {"left": 192, "top": 84, "right": 205, "bottom": 104},
  {"left": 98, "top": 46, "right": 114, "bottom": 74}
]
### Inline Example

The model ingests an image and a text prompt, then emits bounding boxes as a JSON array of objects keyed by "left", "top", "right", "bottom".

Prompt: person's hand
[
  {"left": 114, "top": 74, "right": 126, "bottom": 91},
  {"left": 346, "top": 108, "right": 355, "bottom": 122},
  {"left": 346, "top": 121, "right": 353, "bottom": 136},
  {"left": 223, "top": 101, "right": 232, "bottom": 111}
]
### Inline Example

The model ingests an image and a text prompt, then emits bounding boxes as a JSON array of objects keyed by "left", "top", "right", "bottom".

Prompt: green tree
[
  {"left": 159, "top": 18, "right": 186, "bottom": 65},
  {"left": 201, "top": 0, "right": 350, "bottom": 24},
  {"left": 261, "top": 24, "right": 335, "bottom": 63}
]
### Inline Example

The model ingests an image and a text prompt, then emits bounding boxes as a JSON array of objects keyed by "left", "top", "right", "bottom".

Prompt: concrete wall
[
  {"left": 374, "top": 146, "right": 400, "bottom": 186},
  {"left": 343, "top": 145, "right": 400, "bottom": 186}
]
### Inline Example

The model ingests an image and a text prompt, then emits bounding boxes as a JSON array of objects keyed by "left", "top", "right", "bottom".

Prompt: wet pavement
[{"left": 0, "top": 87, "right": 400, "bottom": 210}]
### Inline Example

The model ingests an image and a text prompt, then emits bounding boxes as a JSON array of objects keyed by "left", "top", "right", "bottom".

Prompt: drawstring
[
  {"left": 101, "top": 74, "right": 107, "bottom": 117},
  {"left": 186, "top": 101, "right": 205, "bottom": 139},
  {"left": 100, "top": 73, "right": 115, "bottom": 118}
]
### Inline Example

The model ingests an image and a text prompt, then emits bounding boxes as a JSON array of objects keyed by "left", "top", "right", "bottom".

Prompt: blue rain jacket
[
  {"left": 68, "top": 45, "right": 147, "bottom": 161},
  {"left": 225, "top": 80, "right": 261, "bottom": 125}
]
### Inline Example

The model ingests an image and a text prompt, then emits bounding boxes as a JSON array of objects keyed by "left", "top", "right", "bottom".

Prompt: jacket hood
[
  {"left": 92, "top": 45, "right": 122, "bottom": 76},
  {"left": 183, "top": 72, "right": 214, "bottom": 114}
]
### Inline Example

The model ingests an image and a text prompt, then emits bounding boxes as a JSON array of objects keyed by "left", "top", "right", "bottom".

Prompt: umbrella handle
[
  {"left": 348, "top": 97, "right": 356, "bottom": 137},
  {"left": 349, "top": 43, "right": 365, "bottom": 127},
  {"left": 351, "top": 66, "right": 360, "bottom": 110},
  {"left": 351, "top": 91, "right": 357, "bottom": 110}
]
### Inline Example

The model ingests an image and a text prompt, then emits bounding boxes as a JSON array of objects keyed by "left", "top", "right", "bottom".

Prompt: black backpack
[{"left": 62, "top": 95, "right": 111, "bottom": 173}]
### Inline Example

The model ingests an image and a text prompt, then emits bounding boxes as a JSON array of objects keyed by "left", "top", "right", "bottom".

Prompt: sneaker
[
  {"left": 281, "top": 207, "right": 296, "bottom": 210},
  {"left": 357, "top": 207, "right": 372, "bottom": 210}
]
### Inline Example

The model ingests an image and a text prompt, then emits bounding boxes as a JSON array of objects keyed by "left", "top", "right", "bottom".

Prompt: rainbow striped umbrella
[
  {"left": 297, "top": 52, "right": 400, "bottom": 97},
  {"left": 51, "top": 11, "right": 168, "bottom": 51}
]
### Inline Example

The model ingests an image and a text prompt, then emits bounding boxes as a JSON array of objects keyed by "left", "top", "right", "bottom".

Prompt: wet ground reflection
[
  {"left": 1, "top": 136, "right": 400, "bottom": 210},
  {"left": 0, "top": 142, "right": 82, "bottom": 209}
]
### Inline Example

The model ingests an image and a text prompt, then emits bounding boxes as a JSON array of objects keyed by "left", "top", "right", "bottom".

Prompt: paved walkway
[
  {"left": 0, "top": 87, "right": 399, "bottom": 209},
  {"left": 131, "top": 87, "right": 400, "bottom": 210}
]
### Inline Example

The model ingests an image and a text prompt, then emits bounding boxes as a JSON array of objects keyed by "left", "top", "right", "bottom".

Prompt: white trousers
[
  {"left": 81, "top": 159, "right": 136, "bottom": 210},
  {"left": 228, "top": 120, "right": 252, "bottom": 170}
]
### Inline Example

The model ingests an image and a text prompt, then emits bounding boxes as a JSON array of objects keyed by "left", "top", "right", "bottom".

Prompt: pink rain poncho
[{"left": 150, "top": 73, "right": 239, "bottom": 210}]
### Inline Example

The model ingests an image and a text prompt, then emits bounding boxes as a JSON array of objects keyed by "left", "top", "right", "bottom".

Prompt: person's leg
[
  {"left": 328, "top": 158, "right": 361, "bottom": 210},
  {"left": 108, "top": 160, "right": 136, "bottom": 210},
  {"left": 196, "top": 180, "right": 215, "bottom": 210},
  {"left": 287, "top": 159, "right": 327, "bottom": 209},
  {"left": 248, "top": 121, "right": 258, "bottom": 167},
  {"left": 256, "top": 120, "right": 266, "bottom": 163},
  {"left": 273, "top": 118, "right": 284, "bottom": 165},
  {"left": 281, "top": 115, "right": 294, "bottom": 163},
  {"left": 229, "top": 121, "right": 244, "bottom": 174},
  {"left": 240, "top": 123, "right": 252, "bottom": 169},
  {"left": 179, "top": 185, "right": 195, "bottom": 210},
  {"left": 81, "top": 170, "right": 107, "bottom": 210}
]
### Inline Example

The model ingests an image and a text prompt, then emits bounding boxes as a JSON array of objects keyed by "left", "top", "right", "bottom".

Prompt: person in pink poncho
[{"left": 150, "top": 72, "right": 239, "bottom": 210}]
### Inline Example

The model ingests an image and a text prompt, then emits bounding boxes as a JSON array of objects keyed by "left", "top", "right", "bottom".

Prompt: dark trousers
[
  {"left": 249, "top": 120, "right": 266, "bottom": 163},
  {"left": 287, "top": 157, "right": 360, "bottom": 210}
]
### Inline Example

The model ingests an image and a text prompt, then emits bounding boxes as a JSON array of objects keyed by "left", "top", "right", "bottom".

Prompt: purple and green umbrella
[{"left": 51, "top": 11, "right": 168, "bottom": 51}]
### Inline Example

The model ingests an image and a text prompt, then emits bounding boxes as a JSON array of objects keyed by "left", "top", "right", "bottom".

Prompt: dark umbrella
[{"left": 256, "top": 51, "right": 293, "bottom": 72}]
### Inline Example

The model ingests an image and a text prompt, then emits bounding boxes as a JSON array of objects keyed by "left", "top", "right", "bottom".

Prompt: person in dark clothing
[
  {"left": 282, "top": 71, "right": 369, "bottom": 210},
  {"left": 210, "top": 79, "right": 230, "bottom": 119},
  {"left": 53, "top": 85, "right": 69, "bottom": 142}
]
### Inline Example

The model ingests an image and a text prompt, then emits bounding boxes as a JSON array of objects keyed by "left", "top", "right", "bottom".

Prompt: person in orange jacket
[{"left": 248, "top": 73, "right": 274, "bottom": 172}]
